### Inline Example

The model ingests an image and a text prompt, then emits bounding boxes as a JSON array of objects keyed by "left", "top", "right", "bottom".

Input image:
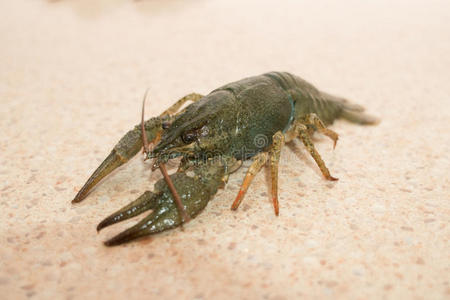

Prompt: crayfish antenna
[
  {"left": 159, "top": 163, "right": 190, "bottom": 223},
  {"left": 141, "top": 89, "right": 151, "bottom": 156},
  {"left": 140, "top": 90, "right": 190, "bottom": 223}
]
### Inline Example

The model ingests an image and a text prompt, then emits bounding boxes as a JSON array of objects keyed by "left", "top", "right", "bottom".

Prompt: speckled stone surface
[{"left": 1, "top": 0, "right": 449, "bottom": 299}]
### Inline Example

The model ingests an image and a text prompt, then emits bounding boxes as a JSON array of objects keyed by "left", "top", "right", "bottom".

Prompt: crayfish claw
[
  {"left": 103, "top": 209, "right": 173, "bottom": 246},
  {"left": 101, "top": 166, "right": 225, "bottom": 246},
  {"left": 72, "top": 117, "right": 165, "bottom": 203},
  {"left": 72, "top": 150, "right": 126, "bottom": 203},
  {"left": 97, "top": 191, "right": 157, "bottom": 232}
]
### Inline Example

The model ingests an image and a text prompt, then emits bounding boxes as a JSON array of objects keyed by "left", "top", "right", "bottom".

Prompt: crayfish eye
[
  {"left": 181, "top": 131, "right": 197, "bottom": 144},
  {"left": 162, "top": 121, "right": 171, "bottom": 129}
]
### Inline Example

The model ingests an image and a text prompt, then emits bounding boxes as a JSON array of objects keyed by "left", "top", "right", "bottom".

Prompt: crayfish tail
[
  {"left": 320, "top": 92, "right": 380, "bottom": 126},
  {"left": 341, "top": 108, "right": 380, "bottom": 125}
]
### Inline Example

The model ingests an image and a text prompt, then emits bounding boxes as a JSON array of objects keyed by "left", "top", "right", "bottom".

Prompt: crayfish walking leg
[{"left": 231, "top": 115, "right": 340, "bottom": 215}]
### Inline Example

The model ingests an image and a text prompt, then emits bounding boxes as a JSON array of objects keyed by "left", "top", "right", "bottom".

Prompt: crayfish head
[
  {"left": 149, "top": 91, "right": 236, "bottom": 166},
  {"left": 148, "top": 121, "right": 213, "bottom": 167}
]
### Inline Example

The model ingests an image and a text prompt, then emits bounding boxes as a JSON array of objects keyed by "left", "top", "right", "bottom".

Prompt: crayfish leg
[
  {"left": 160, "top": 93, "right": 204, "bottom": 116},
  {"left": 232, "top": 131, "right": 286, "bottom": 215},
  {"left": 269, "top": 131, "right": 285, "bottom": 216},
  {"left": 304, "top": 113, "right": 339, "bottom": 149},
  {"left": 292, "top": 121, "right": 338, "bottom": 181},
  {"left": 231, "top": 152, "right": 268, "bottom": 211}
]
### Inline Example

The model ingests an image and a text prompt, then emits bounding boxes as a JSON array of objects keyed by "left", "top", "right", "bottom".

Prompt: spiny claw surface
[
  {"left": 96, "top": 191, "right": 157, "bottom": 232},
  {"left": 101, "top": 165, "right": 225, "bottom": 246},
  {"left": 72, "top": 117, "right": 166, "bottom": 203}
]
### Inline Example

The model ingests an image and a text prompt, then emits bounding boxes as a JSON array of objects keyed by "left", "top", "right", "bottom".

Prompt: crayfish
[{"left": 72, "top": 72, "right": 378, "bottom": 246}]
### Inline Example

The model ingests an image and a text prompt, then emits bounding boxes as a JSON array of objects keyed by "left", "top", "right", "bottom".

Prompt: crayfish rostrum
[{"left": 72, "top": 72, "right": 378, "bottom": 246}]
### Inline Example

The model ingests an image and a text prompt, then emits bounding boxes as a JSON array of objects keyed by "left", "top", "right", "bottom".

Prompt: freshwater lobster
[{"left": 72, "top": 72, "right": 378, "bottom": 246}]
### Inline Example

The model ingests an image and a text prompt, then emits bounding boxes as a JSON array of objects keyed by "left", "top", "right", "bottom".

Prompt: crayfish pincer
[{"left": 73, "top": 72, "right": 378, "bottom": 246}]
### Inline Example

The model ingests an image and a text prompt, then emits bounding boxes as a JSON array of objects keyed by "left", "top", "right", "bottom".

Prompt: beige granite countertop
[{"left": 1, "top": 0, "right": 449, "bottom": 299}]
